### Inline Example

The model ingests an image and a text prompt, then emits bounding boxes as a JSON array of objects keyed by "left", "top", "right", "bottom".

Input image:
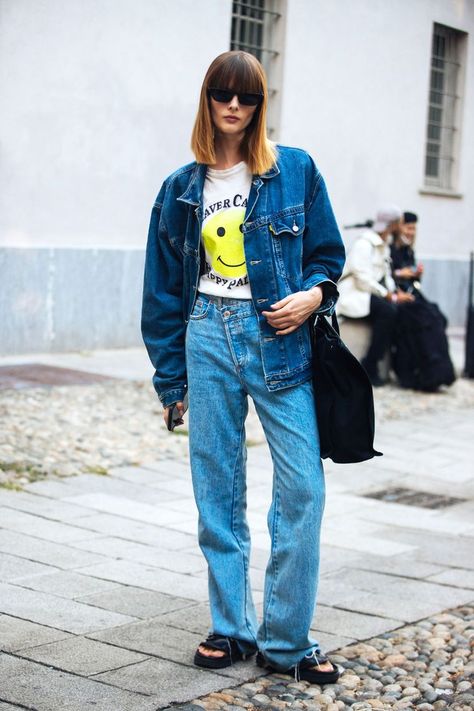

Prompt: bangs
[
  {"left": 191, "top": 50, "right": 276, "bottom": 174},
  {"left": 208, "top": 54, "right": 264, "bottom": 94}
]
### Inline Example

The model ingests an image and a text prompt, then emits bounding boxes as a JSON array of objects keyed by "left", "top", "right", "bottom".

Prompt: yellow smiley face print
[{"left": 202, "top": 207, "right": 247, "bottom": 278}]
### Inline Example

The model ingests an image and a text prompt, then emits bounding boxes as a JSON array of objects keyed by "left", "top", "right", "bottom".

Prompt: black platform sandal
[
  {"left": 194, "top": 633, "right": 256, "bottom": 669},
  {"left": 257, "top": 649, "right": 340, "bottom": 685}
]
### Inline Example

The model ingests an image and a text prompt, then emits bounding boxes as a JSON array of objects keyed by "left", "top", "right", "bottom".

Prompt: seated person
[
  {"left": 390, "top": 211, "right": 456, "bottom": 391},
  {"left": 391, "top": 211, "right": 424, "bottom": 292},
  {"left": 336, "top": 205, "right": 414, "bottom": 386}
]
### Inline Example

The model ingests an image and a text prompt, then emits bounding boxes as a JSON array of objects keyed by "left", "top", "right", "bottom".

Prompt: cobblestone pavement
[
  {"left": 0, "top": 348, "right": 472, "bottom": 709},
  {"left": 163, "top": 604, "right": 473, "bottom": 711},
  {"left": 1, "top": 347, "right": 473, "bottom": 486}
]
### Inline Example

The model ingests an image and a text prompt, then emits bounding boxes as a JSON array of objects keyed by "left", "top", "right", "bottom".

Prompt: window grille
[
  {"left": 424, "top": 24, "right": 465, "bottom": 190},
  {"left": 230, "top": 0, "right": 284, "bottom": 136},
  {"left": 231, "top": 0, "right": 280, "bottom": 65}
]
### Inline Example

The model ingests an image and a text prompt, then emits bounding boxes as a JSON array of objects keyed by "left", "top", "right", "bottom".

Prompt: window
[
  {"left": 230, "top": 0, "right": 285, "bottom": 137},
  {"left": 424, "top": 23, "right": 467, "bottom": 191}
]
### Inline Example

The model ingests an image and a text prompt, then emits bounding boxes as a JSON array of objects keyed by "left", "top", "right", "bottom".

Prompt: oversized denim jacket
[{"left": 141, "top": 144, "right": 345, "bottom": 407}]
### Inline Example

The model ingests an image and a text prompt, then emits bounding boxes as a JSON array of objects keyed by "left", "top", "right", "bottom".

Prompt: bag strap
[{"left": 314, "top": 311, "right": 340, "bottom": 336}]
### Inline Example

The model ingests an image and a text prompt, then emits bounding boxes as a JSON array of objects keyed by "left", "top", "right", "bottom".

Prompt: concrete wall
[
  {"left": 1, "top": 245, "right": 468, "bottom": 358},
  {"left": 1, "top": 0, "right": 473, "bottom": 354},
  {"left": 0, "top": 0, "right": 231, "bottom": 249},
  {"left": 1, "top": 247, "right": 145, "bottom": 354},
  {"left": 280, "top": 0, "right": 474, "bottom": 258}
]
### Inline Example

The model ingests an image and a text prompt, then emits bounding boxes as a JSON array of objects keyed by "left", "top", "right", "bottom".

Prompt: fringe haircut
[{"left": 191, "top": 51, "right": 277, "bottom": 175}]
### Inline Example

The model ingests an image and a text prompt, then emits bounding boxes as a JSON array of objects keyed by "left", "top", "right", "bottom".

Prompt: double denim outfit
[{"left": 142, "top": 145, "right": 345, "bottom": 670}]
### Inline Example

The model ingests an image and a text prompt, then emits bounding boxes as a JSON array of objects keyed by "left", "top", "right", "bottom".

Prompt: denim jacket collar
[{"left": 177, "top": 161, "right": 280, "bottom": 206}]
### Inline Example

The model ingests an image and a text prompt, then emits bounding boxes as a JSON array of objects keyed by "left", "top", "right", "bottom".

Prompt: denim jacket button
[{"left": 223, "top": 310, "right": 231, "bottom": 317}]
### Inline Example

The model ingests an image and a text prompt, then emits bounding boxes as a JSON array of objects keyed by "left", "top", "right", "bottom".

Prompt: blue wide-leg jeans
[{"left": 185, "top": 293, "right": 325, "bottom": 671}]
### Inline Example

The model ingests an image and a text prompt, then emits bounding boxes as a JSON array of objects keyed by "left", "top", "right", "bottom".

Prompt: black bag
[
  {"left": 392, "top": 293, "right": 455, "bottom": 392},
  {"left": 311, "top": 313, "right": 382, "bottom": 464}
]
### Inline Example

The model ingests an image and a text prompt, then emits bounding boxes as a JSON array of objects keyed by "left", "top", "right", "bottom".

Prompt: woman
[
  {"left": 390, "top": 211, "right": 424, "bottom": 293},
  {"left": 390, "top": 212, "right": 455, "bottom": 391},
  {"left": 141, "top": 51, "right": 345, "bottom": 684}
]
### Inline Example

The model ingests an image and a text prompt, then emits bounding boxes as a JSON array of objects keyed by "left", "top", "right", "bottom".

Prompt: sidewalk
[{"left": 0, "top": 349, "right": 473, "bottom": 709}]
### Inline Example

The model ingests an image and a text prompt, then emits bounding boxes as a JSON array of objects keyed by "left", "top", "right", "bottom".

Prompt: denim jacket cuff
[
  {"left": 157, "top": 386, "right": 187, "bottom": 409},
  {"left": 306, "top": 279, "right": 339, "bottom": 316}
]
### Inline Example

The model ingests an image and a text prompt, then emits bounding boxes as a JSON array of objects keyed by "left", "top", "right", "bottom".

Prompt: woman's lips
[{"left": 223, "top": 116, "right": 239, "bottom": 122}]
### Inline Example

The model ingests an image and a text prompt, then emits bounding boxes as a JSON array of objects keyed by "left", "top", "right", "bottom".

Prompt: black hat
[{"left": 403, "top": 211, "right": 418, "bottom": 224}]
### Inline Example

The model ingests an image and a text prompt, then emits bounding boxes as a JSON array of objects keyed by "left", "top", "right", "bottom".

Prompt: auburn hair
[{"left": 191, "top": 51, "right": 277, "bottom": 175}]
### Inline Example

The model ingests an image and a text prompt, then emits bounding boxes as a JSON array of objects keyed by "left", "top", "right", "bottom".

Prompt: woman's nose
[{"left": 228, "top": 94, "right": 240, "bottom": 109}]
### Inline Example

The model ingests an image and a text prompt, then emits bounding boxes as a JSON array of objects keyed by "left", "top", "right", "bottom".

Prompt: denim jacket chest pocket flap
[{"left": 268, "top": 210, "right": 305, "bottom": 237}]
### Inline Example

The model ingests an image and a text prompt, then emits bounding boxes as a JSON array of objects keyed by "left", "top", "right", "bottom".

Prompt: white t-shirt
[{"left": 198, "top": 160, "right": 252, "bottom": 298}]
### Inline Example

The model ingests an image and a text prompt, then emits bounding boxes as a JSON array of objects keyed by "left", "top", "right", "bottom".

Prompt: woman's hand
[
  {"left": 163, "top": 401, "right": 185, "bottom": 428},
  {"left": 395, "top": 267, "right": 417, "bottom": 280},
  {"left": 262, "top": 287, "right": 323, "bottom": 335}
]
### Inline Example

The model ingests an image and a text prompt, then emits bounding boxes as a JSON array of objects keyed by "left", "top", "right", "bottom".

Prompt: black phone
[{"left": 166, "top": 394, "right": 188, "bottom": 432}]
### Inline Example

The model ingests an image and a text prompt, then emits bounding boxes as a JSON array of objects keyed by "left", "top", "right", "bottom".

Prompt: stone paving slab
[
  {"left": 395, "top": 471, "right": 474, "bottom": 499},
  {"left": 321, "top": 526, "right": 415, "bottom": 556},
  {"left": 23, "top": 478, "right": 92, "bottom": 498},
  {"left": 383, "top": 529, "right": 474, "bottom": 569},
  {"left": 70, "top": 535, "right": 207, "bottom": 574},
  {"left": 0, "top": 615, "right": 71, "bottom": 652},
  {"left": 427, "top": 566, "right": 474, "bottom": 588},
  {"left": 355, "top": 500, "right": 474, "bottom": 536},
  {"left": 17, "top": 635, "right": 149, "bottom": 676},
  {"left": 313, "top": 604, "right": 403, "bottom": 639},
  {"left": 91, "top": 658, "right": 234, "bottom": 704},
  {"left": 316, "top": 540, "right": 448, "bottom": 580},
  {"left": 77, "top": 586, "right": 195, "bottom": 619},
  {"left": 108, "top": 465, "right": 174, "bottom": 484},
  {"left": 86, "top": 618, "right": 207, "bottom": 665},
  {"left": 76, "top": 559, "right": 209, "bottom": 601},
  {"left": 317, "top": 572, "right": 473, "bottom": 621},
  {"left": 62, "top": 492, "right": 193, "bottom": 527},
  {"left": 52, "top": 472, "right": 182, "bottom": 506},
  {"left": 0, "top": 529, "right": 108, "bottom": 570},
  {"left": 0, "top": 507, "right": 106, "bottom": 544},
  {"left": 0, "top": 488, "right": 93, "bottom": 521},
  {"left": 157, "top": 602, "right": 212, "bottom": 635},
  {"left": 0, "top": 653, "right": 160, "bottom": 710},
  {"left": 14, "top": 569, "right": 121, "bottom": 599},
  {"left": 0, "top": 582, "right": 138, "bottom": 634},
  {"left": 1, "top": 380, "right": 473, "bottom": 707},
  {"left": 70, "top": 512, "right": 197, "bottom": 549},
  {"left": 0, "top": 552, "right": 58, "bottom": 582},
  {"left": 140, "top": 458, "right": 192, "bottom": 479},
  {"left": 87, "top": 620, "right": 264, "bottom": 684},
  {"left": 308, "top": 629, "right": 357, "bottom": 652},
  {"left": 318, "top": 567, "right": 474, "bottom": 616}
]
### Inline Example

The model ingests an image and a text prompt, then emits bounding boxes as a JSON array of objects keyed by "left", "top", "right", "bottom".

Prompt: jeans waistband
[
  {"left": 197, "top": 292, "right": 253, "bottom": 307},
  {"left": 197, "top": 292, "right": 256, "bottom": 317}
]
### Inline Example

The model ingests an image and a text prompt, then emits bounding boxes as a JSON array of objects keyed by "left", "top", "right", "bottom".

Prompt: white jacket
[{"left": 336, "top": 230, "right": 395, "bottom": 318}]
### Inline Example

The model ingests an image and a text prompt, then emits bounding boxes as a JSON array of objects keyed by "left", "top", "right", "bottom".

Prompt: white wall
[
  {"left": 0, "top": 0, "right": 232, "bottom": 248},
  {"left": 279, "top": 0, "right": 474, "bottom": 258}
]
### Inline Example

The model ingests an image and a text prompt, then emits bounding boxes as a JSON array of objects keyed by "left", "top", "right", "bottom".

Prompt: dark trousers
[{"left": 364, "top": 294, "right": 397, "bottom": 374}]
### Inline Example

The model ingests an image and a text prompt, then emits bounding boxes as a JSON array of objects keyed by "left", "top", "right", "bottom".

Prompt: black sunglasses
[{"left": 208, "top": 87, "right": 263, "bottom": 107}]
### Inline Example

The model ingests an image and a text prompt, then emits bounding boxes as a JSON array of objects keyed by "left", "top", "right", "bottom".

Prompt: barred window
[
  {"left": 424, "top": 23, "right": 467, "bottom": 191},
  {"left": 230, "top": 0, "right": 284, "bottom": 137}
]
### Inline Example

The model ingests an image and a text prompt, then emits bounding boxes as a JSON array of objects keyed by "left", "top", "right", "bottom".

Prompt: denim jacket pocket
[
  {"left": 268, "top": 210, "right": 305, "bottom": 282},
  {"left": 268, "top": 209, "right": 305, "bottom": 238}
]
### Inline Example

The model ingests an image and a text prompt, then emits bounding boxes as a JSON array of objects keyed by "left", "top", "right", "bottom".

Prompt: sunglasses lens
[
  {"left": 239, "top": 93, "right": 262, "bottom": 106},
  {"left": 209, "top": 88, "right": 262, "bottom": 106},
  {"left": 209, "top": 89, "right": 233, "bottom": 103}
]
